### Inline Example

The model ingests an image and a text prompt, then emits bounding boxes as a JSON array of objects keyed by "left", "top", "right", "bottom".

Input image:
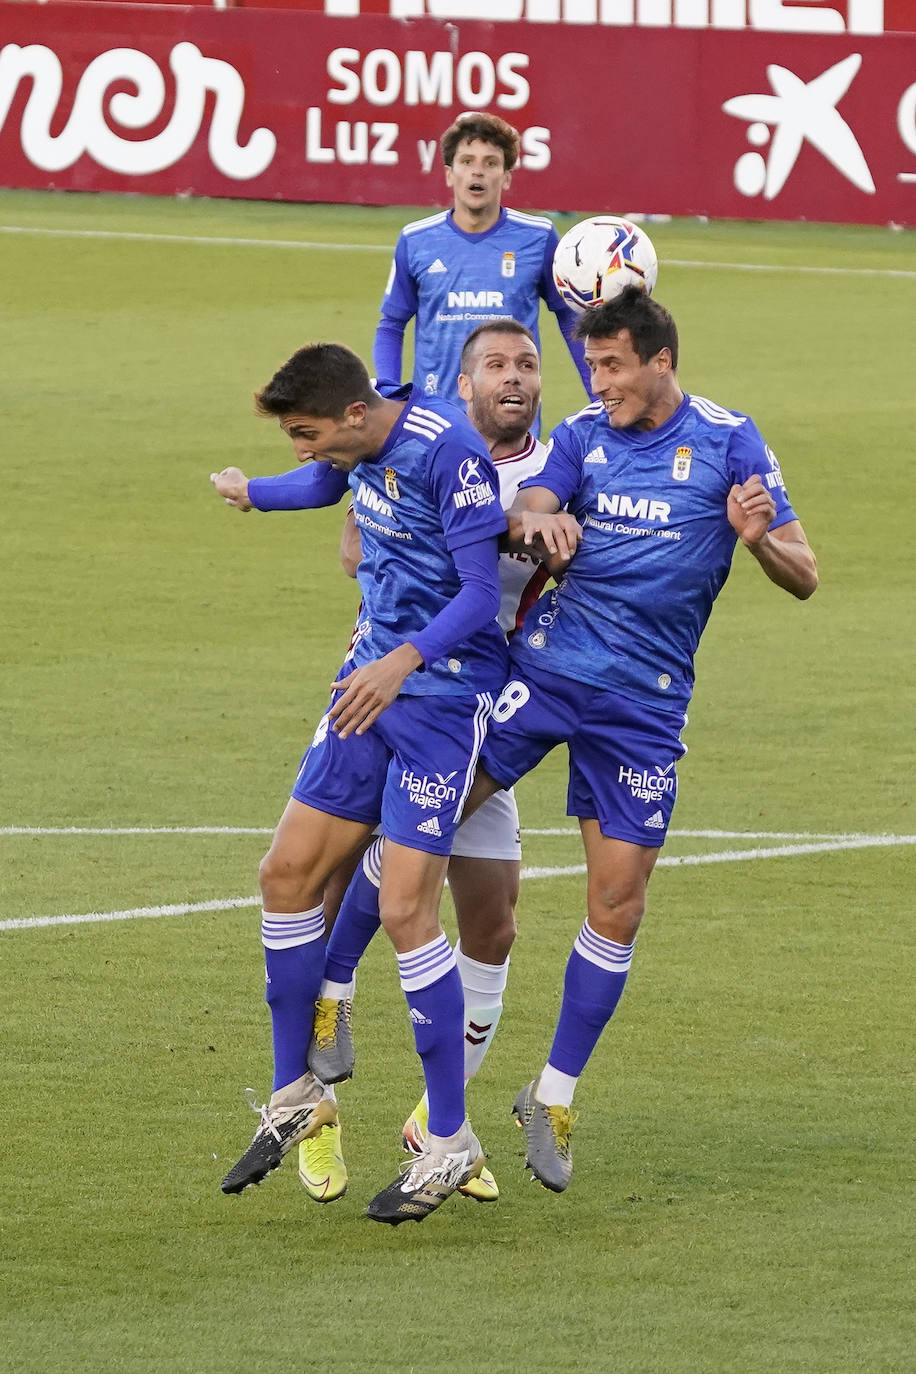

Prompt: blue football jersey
[
  {"left": 509, "top": 393, "right": 799, "bottom": 712},
  {"left": 348, "top": 384, "right": 508, "bottom": 697},
  {"left": 377, "top": 208, "right": 567, "bottom": 404}
]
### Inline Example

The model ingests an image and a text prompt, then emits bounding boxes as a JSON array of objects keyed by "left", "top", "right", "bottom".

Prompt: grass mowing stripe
[
  {"left": 5, "top": 832, "right": 913, "bottom": 932},
  {"left": 2, "top": 223, "right": 914, "bottom": 279}
]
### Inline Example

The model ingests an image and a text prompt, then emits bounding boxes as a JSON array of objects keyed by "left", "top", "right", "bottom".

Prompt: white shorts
[{"left": 450, "top": 787, "right": 522, "bottom": 862}]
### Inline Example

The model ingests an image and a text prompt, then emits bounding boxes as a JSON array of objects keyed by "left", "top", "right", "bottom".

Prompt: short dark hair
[
  {"left": 440, "top": 113, "right": 520, "bottom": 173},
  {"left": 575, "top": 287, "right": 679, "bottom": 369},
  {"left": 255, "top": 343, "right": 377, "bottom": 418},
  {"left": 460, "top": 319, "right": 538, "bottom": 372}
]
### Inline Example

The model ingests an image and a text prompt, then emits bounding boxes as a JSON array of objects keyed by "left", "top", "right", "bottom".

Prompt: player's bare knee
[
  {"left": 586, "top": 885, "right": 646, "bottom": 943},
  {"left": 379, "top": 899, "right": 439, "bottom": 949},
  {"left": 258, "top": 847, "right": 315, "bottom": 912},
  {"left": 458, "top": 905, "right": 516, "bottom": 964}
]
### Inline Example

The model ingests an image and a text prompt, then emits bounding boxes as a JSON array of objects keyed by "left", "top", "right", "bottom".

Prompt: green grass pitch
[{"left": 1, "top": 188, "right": 914, "bottom": 1372}]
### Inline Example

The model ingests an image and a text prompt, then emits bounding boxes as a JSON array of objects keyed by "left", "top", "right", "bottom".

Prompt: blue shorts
[
  {"left": 292, "top": 688, "right": 494, "bottom": 856},
  {"left": 479, "top": 668, "right": 687, "bottom": 846}
]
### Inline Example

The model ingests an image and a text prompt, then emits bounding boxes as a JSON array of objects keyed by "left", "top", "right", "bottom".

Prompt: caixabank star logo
[{"left": 723, "top": 53, "right": 874, "bottom": 201}]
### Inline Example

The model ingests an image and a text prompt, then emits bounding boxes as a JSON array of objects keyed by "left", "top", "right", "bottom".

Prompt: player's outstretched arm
[
  {"left": 505, "top": 486, "right": 583, "bottom": 567},
  {"left": 728, "top": 477, "right": 818, "bottom": 600},
  {"left": 212, "top": 462, "right": 350, "bottom": 514},
  {"left": 210, "top": 467, "right": 252, "bottom": 511}
]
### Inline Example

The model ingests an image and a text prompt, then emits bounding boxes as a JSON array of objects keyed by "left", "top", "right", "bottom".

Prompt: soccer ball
[{"left": 552, "top": 216, "right": 658, "bottom": 313}]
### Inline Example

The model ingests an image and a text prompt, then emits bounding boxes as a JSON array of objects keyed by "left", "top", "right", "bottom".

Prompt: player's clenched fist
[
  {"left": 210, "top": 466, "right": 252, "bottom": 511},
  {"left": 727, "top": 474, "right": 776, "bottom": 548}
]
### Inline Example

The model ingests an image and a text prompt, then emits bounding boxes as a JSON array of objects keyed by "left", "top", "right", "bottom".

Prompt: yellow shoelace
[
  {"left": 547, "top": 1105, "right": 578, "bottom": 1156},
  {"left": 313, "top": 997, "right": 342, "bottom": 1049}
]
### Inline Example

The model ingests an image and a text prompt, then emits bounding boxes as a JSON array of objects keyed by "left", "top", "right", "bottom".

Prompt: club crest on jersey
[
  {"left": 672, "top": 446, "right": 692, "bottom": 481},
  {"left": 384, "top": 467, "right": 400, "bottom": 500},
  {"left": 453, "top": 456, "right": 496, "bottom": 510},
  {"left": 501, "top": 252, "right": 516, "bottom": 279}
]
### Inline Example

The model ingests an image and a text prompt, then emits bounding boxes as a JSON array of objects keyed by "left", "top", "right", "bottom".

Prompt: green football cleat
[
  {"left": 298, "top": 1120, "right": 348, "bottom": 1203},
  {"left": 512, "top": 1080, "right": 577, "bottom": 1193}
]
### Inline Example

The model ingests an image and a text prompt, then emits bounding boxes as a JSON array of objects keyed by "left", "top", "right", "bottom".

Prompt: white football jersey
[{"left": 493, "top": 435, "right": 550, "bottom": 636}]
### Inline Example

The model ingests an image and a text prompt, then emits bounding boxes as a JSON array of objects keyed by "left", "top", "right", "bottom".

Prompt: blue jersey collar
[{"left": 446, "top": 208, "right": 508, "bottom": 243}]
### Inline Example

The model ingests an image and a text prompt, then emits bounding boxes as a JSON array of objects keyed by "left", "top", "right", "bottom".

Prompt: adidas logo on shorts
[
  {"left": 644, "top": 810, "right": 665, "bottom": 828},
  {"left": 410, "top": 1007, "right": 432, "bottom": 1025},
  {"left": 416, "top": 815, "right": 443, "bottom": 837}
]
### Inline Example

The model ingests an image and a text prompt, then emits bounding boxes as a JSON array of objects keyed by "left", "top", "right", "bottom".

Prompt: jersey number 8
[{"left": 492, "top": 681, "right": 531, "bottom": 723}]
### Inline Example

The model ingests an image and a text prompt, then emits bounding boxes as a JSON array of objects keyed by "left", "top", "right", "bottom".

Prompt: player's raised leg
[
  {"left": 221, "top": 799, "right": 372, "bottom": 1194},
  {"left": 514, "top": 825, "right": 658, "bottom": 1192}
]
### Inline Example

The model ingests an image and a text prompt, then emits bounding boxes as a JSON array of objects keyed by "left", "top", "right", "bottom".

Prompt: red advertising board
[
  {"left": 31, "top": 0, "right": 916, "bottom": 30},
  {"left": 0, "top": 2, "right": 914, "bottom": 223}
]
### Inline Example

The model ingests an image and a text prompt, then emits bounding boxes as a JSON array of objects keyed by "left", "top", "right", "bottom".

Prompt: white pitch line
[
  {"left": 524, "top": 827, "right": 892, "bottom": 840},
  {"left": 0, "top": 224, "right": 912, "bottom": 281},
  {"left": 1, "top": 824, "right": 901, "bottom": 840},
  {"left": 521, "top": 833, "right": 916, "bottom": 879},
  {"left": 664, "top": 257, "right": 916, "bottom": 281},
  {"left": 0, "top": 225, "right": 394, "bottom": 252},
  {"left": 0, "top": 825, "right": 274, "bottom": 836},
  {"left": 0, "top": 896, "right": 258, "bottom": 932},
  {"left": 3, "top": 833, "right": 913, "bottom": 933}
]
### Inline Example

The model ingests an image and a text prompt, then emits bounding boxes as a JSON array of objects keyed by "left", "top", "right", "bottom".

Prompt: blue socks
[
  {"left": 261, "top": 907, "right": 326, "bottom": 1093},
  {"left": 322, "top": 839, "right": 383, "bottom": 986},
  {"left": 397, "top": 933, "right": 466, "bottom": 1138},
  {"left": 547, "top": 921, "right": 635, "bottom": 1080}
]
